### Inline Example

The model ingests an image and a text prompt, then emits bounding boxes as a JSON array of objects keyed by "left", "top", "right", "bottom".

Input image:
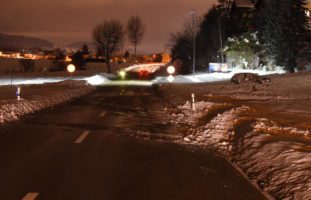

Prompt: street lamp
[
  {"left": 167, "top": 65, "right": 175, "bottom": 83},
  {"left": 67, "top": 64, "right": 76, "bottom": 88},
  {"left": 67, "top": 64, "right": 76, "bottom": 73},
  {"left": 190, "top": 9, "right": 196, "bottom": 77},
  {"left": 167, "top": 66, "right": 176, "bottom": 74}
]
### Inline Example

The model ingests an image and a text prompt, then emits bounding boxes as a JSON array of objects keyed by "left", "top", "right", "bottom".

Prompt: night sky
[{"left": 1, "top": 0, "right": 217, "bottom": 53}]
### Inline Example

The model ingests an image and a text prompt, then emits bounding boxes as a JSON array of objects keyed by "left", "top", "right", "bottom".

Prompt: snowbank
[
  {"left": 0, "top": 77, "right": 73, "bottom": 86},
  {"left": 0, "top": 84, "right": 94, "bottom": 124},
  {"left": 0, "top": 74, "right": 112, "bottom": 86},
  {"left": 85, "top": 74, "right": 110, "bottom": 86},
  {"left": 165, "top": 100, "right": 310, "bottom": 200},
  {"left": 0, "top": 67, "right": 286, "bottom": 87},
  {"left": 154, "top": 67, "right": 286, "bottom": 83}
]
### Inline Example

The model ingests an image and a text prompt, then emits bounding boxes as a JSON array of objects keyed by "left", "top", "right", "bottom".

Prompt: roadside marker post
[
  {"left": 16, "top": 87, "right": 21, "bottom": 100},
  {"left": 191, "top": 93, "right": 196, "bottom": 112}
]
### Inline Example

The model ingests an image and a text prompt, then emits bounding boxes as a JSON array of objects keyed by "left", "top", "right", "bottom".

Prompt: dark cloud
[{"left": 0, "top": 0, "right": 216, "bottom": 52}]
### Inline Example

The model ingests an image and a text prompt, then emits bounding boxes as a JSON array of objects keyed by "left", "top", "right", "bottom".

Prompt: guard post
[
  {"left": 191, "top": 93, "right": 196, "bottom": 111},
  {"left": 16, "top": 87, "right": 21, "bottom": 100}
]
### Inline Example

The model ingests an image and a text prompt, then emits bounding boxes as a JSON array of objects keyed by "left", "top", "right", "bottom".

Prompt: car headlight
[{"left": 118, "top": 70, "right": 126, "bottom": 79}]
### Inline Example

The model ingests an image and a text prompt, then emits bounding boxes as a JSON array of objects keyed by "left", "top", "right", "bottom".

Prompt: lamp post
[
  {"left": 67, "top": 64, "right": 76, "bottom": 88},
  {"left": 190, "top": 9, "right": 196, "bottom": 77},
  {"left": 167, "top": 65, "right": 175, "bottom": 83}
]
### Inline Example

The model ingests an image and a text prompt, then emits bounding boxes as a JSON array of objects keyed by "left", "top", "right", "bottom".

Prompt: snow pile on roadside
[
  {"left": 0, "top": 85, "right": 94, "bottom": 124},
  {"left": 233, "top": 119, "right": 311, "bottom": 200},
  {"left": 168, "top": 100, "right": 310, "bottom": 200},
  {"left": 179, "top": 105, "right": 249, "bottom": 154},
  {"left": 85, "top": 74, "right": 110, "bottom": 86},
  {"left": 169, "top": 101, "right": 216, "bottom": 124},
  {"left": 192, "top": 107, "right": 250, "bottom": 151},
  {"left": 0, "top": 77, "right": 73, "bottom": 86},
  {"left": 0, "top": 74, "right": 112, "bottom": 86},
  {"left": 253, "top": 119, "right": 310, "bottom": 136},
  {"left": 167, "top": 100, "right": 250, "bottom": 154},
  {"left": 154, "top": 67, "right": 286, "bottom": 83}
]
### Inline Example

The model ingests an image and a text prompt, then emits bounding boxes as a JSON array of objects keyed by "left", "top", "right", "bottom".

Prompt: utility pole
[
  {"left": 218, "top": 4, "right": 225, "bottom": 65},
  {"left": 191, "top": 9, "right": 196, "bottom": 77}
]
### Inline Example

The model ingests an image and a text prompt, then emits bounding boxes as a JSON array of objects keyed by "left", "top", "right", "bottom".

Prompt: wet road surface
[{"left": 0, "top": 86, "right": 267, "bottom": 200}]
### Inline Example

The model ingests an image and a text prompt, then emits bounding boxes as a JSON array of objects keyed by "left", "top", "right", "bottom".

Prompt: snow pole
[
  {"left": 16, "top": 87, "right": 21, "bottom": 100},
  {"left": 191, "top": 93, "right": 196, "bottom": 112}
]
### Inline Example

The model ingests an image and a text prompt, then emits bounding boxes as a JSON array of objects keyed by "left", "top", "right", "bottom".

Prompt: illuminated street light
[
  {"left": 167, "top": 66, "right": 175, "bottom": 83},
  {"left": 67, "top": 64, "right": 76, "bottom": 88},
  {"left": 167, "top": 66, "right": 175, "bottom": 74},
  {"left": 67, "top": 64, "right": 76, "bottom": 73}
]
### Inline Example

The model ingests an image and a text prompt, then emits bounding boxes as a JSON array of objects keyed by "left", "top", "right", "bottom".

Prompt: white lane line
[
  {"left": 99, "top": 111, "right": 107, "bottom": 117},
  {"left": 74, "top": 130, "right": 90, "bottom": 144},
  {"left": 22, "top": 193, "right": 39, "bottom": 200}
]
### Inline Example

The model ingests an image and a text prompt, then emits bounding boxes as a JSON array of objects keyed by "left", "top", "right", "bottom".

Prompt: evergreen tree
[
  {"left": 71, "top": 51, "right": 87, "bottom": 70},
  {"left": 258, "top": 0, "right": 308, "bottom": 72},
  {"left": 196, "top": 6, "right": 226, "bottom": 68},
  {"left": 81, "top": 44, "right": 89, "bottom": 56},
  {"left": 169, "top": 4, "right": 230, "bottom": 73},
  {"left": 169, "top": 32, "right": 193, "bottom": 74}
]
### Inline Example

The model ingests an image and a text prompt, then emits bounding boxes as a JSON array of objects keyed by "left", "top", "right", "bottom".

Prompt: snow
[
  {"left": 154, "top": 67, "right": 286, "bottom": 83},
  {"left": 0, "top": 75, "right": 110, "bottom": 86},
  {"left": 0, "top": 77, "right": 72, "bottom": 86},
  {"left": 85, "top": 75, "right": 110, "bottom": 86},
  {"left": 0, "top": 66, "right": 286, "bottom": 86},
  {"left": 164, "top": 99, "right": 311, "bottom": 200},
  {"left": 0, "top": 84, "right": 94, "bottom": 124}
]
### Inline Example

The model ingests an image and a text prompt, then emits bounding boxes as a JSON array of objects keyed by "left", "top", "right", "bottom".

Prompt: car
[{"left": 118, "top": 63, "right": 166, "bottom": 80}]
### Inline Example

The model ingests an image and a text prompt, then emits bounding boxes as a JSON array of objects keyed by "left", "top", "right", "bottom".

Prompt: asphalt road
[{"left": 0, "top": 86, "right": 267, "bottom": 200}]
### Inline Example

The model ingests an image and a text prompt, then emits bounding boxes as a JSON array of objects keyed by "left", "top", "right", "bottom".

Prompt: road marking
[
  {"left": 74, "top": 130, "right": 90, "bottom": 144},
  {"left": 22, "top": 193, "right": 39, "bottom": 200},
  {"left": 99, "top": 111, "right": 107, "bottom": 117}
]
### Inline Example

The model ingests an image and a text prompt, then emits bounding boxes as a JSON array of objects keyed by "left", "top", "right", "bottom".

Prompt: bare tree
[
  {"left": 126, "top": 16, "right": 145, "bottom": 62},
  {"left": 93, "top": 20, "right": 125, "bottom": 73}
]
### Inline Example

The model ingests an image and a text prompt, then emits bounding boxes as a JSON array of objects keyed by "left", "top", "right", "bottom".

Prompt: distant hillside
[
  {"left": 65, "top": 42, "right": 97, "bottom": 51},
  {"left": 0, "top": 33, "right": 54, "bottom": 50}
]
